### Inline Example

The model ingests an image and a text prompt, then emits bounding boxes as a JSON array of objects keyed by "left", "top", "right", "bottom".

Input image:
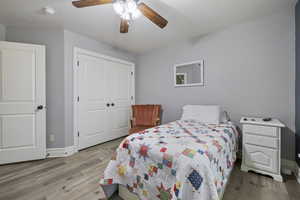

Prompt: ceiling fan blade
[
  {"left": 138, "top": 3, "right": 168, "bottom": 29},
  {"left": 72, "top": 0, "right": 113, "bottom": 8},
  {"left": 120, "top": 19, "right": 129, "bottom": 33}
]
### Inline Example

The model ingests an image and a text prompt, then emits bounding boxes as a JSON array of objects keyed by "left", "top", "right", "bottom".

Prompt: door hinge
[
  {"left": 77, "top": 96, "right": 80, "bottom": 102},
  {"left": 77, "top": 131, "right": 80, "bottom": 137},
  {"left": 77, "top": 61, "right": 79, "bottom": 67}
]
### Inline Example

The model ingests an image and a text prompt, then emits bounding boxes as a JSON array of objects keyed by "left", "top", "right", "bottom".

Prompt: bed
[{"left": 100, "top": 106, "right": 239, "bottom": 200}]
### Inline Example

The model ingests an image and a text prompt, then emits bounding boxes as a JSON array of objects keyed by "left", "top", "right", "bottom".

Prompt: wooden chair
[{"left": 129, "top": 105, "right": 162, "bottom": 135}]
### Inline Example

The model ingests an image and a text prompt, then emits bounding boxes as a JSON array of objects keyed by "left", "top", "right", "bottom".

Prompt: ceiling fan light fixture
[
  {"left": 131, "top": 9, "right": 141, "bottom": 18},
  {"left": 113, "top": 0, "right": 141, "bottom": 20},
  {"left": 72, "top": 0, "right": 168, "bottom": 33},
  {"left": 113, "top": 0, "right": 124, "bottom": 15}
]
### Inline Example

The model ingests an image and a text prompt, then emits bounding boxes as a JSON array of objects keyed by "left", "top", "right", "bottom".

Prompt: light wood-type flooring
[{"left": 0, "top": 138, "right": 299, "bottom": 200}]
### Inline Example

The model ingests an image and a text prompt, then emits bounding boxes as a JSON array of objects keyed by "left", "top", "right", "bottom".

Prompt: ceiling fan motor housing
[{"left": 113, "top": 0, "right": 141, "bottom": 21}]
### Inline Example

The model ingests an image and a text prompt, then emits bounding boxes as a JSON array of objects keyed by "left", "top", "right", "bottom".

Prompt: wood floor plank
[
  {"left": 0, "top": 137, "right": 299, "bottom": 200},
  {"left": 0, "top": 158, "right": 64, "bottom": 184}
]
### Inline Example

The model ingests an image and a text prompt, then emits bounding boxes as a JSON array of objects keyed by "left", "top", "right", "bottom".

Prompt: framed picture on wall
[{"left": 174, "top": 60, "right": 204, "bottom": 87}]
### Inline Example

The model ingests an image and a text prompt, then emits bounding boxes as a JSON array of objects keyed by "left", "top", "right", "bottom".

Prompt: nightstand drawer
[
  {"left": 244, "top": 134, "right": 278, "bottom": 149},
  {"left": 243, "top": 124, "right": 277, "bottom": 137},
  {"left": 244, "top": 144, "right": 279, "bottom": 174}
]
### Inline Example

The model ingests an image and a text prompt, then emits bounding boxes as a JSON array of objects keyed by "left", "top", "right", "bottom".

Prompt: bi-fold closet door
[{"left": 76, "top": 51, "right": 134, "bottom": 150}]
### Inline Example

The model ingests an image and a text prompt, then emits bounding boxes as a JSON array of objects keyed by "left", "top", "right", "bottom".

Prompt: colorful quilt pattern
[{"left": 100, "top": 120, "right": 239, "bottom": 200}]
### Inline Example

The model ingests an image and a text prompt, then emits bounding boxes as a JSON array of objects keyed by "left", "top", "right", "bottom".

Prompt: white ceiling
[{"left": 0, "top": 0, "right": 296, "bottom": 54}]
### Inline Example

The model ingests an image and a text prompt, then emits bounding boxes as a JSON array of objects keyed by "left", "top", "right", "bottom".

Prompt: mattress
[{"left": 100, "top": 120, "right": 239, "bottom": 200}]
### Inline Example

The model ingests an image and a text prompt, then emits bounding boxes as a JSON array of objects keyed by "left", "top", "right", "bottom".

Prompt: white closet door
[
  {"left": 0, "top": 41, "right": 46, "bottom": 164},
  {"left": 77, "top": 54, "right": 109, "bottom": 150},
  {"left": 107, "top": 61, "right": 133, "bottom": 138}
]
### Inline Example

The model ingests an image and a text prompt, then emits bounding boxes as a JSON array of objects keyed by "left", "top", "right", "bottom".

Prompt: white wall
[
  {"left": 63, "top": 30, "right": 136, "bottom": 147},
  {"left": 136, "top": 8, "right": 295, "bottom": 160},
  {"left": 0, "top": 24, "right": 6, "bottom": 40}
]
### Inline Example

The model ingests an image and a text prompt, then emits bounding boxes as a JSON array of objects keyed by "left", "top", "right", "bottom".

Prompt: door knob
[
  {"left": 37, "top": 105, "right": 44, "bottom": 110},
  {"left": 111, "top": 103, "right": 115, "bottom": 107},
  {"left": 106, "top": 103, "right": 110, "bottom": 107}
]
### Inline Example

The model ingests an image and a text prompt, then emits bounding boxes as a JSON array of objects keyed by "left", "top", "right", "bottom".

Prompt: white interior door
[
  {"left": 107, "top": 61, "right": 133, "bottom": 138},
  {"left": 77, "top": 54, "right": 109, "bottom": 150},
  {"left": 0, "top": 41, "right": 46, "bottom": 164}
]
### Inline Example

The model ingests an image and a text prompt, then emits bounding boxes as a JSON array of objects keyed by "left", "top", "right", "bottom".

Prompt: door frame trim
[{"left": 73, "top": 47, "right": 135, "bottom": 151}]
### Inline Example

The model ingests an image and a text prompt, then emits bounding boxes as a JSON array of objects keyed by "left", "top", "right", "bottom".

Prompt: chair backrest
[{"left": 132, "top": 105, "right": 161, "bottom": 127}]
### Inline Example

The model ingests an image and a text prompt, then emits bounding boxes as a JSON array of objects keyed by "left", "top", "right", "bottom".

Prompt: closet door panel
[
  {"left": 107, "top": 61, "right": 132, "bottom": 137},
  {"left": 78, "top": 55, "right": 108, "bottom": 150},
  {"left": 110, "top": 108, "right": 130, "bottom": 137},
  {"left": 108, "top": 62, "right": 131, "bottom": 101}
]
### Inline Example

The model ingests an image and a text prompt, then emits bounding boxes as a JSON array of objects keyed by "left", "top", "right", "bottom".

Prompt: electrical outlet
[{"left": 49, "top": 134, "right": 55, "bottom": 142}]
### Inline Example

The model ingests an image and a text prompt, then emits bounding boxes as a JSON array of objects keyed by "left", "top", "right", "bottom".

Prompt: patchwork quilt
[{"left": 100, "top": 120, "right": 239, "bottom": 200}]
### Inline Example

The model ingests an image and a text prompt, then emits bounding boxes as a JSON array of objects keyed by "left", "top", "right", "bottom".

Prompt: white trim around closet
[
  {"left": 46, "top": 146, "right": 77, "bottom": 158},
  {"left": 73, "top": 47, "right": 135, "bottom": 152}
]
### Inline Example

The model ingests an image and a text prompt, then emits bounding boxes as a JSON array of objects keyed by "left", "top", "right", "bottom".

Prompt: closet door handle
[
  {"left": 111, "top": 103, "right": 115, "bottom": 107},
  {"left": 37, "top": 105, "right": 44, "bottom": 110},
  {"left": 106, "top": 103, "right": 110, "bottom": 107},
  {"left": 36, "top": 105, "right": 46, "bottom": 112}
]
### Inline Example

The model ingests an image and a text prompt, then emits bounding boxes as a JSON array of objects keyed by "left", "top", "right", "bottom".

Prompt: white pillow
[{"left": 181, "top": 105, "right": 221, "bottom": 124}]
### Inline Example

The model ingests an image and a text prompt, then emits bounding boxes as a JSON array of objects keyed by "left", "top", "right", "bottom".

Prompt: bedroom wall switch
[{"left": 49, "top": 134, "right": 55, "bottom": 142}]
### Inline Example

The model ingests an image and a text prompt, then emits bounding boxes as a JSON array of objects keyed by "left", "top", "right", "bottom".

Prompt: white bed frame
[{"left": 118, "top": 165, "right": 234, "bottom": 200}]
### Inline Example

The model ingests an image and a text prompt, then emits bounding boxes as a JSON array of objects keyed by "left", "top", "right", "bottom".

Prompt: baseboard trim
[
  {"left": 296, "top": 164, "right": 300, "bottom": 184},
  {"left": 46, "top": 146, "right": 77, "bottom": 158},
  {"left": 281, "top": 159, "right": 300, "bottom": 184},
  {"left": 281, "top": 159, "right": 296, "bottom": 175}
]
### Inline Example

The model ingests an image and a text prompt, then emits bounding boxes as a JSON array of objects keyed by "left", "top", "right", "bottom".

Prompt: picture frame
[{"left": 174, "top": 60, "right": 204, "bottom": 87}]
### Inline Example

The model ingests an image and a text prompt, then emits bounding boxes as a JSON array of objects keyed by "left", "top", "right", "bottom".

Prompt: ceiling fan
[{"left": 72, "top": 0, "right": 168, "bottom": 33}]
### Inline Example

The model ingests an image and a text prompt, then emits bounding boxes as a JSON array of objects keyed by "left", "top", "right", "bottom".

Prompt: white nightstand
[{"left": 240, "top": 117, "right": 285, "bottom": 182}]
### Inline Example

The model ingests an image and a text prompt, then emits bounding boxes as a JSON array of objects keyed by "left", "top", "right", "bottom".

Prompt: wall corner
[{"left": 0, "top": 24, "right": 6, "bottom": 41}]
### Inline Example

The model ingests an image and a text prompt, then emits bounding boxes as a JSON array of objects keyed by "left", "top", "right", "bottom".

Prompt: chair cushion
[{"left": 132, "top": 105, "right": 161, "bottom": 126}]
